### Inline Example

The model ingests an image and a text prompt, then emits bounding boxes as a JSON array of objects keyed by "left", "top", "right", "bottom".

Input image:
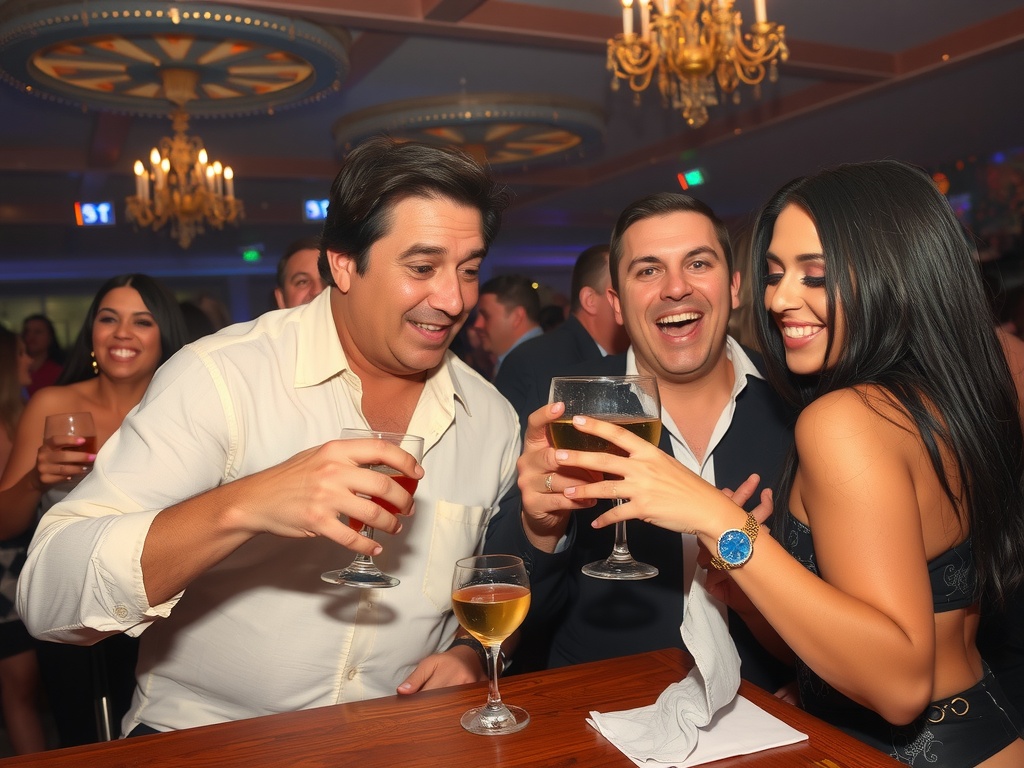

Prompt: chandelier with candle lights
[
  {"left": 126, "top": 69, "right": 243, "bottom": 249},
  {"left": 607, "top": 0, "right": 788, "bottom": 128}
]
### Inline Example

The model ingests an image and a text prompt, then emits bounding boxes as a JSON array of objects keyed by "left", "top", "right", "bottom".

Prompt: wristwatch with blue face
[{"left": 710, "top": 513, "right": 759, "bottom": 570}]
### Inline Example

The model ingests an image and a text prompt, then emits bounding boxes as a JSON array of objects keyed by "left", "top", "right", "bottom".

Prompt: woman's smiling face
[{"left": 764, "top": 204, "right": 844, "bottom": 375}]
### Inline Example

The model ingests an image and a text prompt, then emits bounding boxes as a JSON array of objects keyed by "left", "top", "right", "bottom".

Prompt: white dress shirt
[
  {"left": 18, "top": 290, "right": 520, "bottom": 733},
  {"left": 625, "top": 338, "right": 764, "bottom": 603}
]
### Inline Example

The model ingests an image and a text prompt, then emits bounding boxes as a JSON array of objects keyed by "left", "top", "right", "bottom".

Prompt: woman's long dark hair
[
  {"left": 58, "top": 274, "right": 189, "bottom": 385},
  {"left": 750, "top": 160, "right": 1024, "bottom": 608}
]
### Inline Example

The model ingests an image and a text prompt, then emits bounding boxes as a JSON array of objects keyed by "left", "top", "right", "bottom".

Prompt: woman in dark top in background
[{"left": 554, "top": 161, "right": 1024, "bottom": 766}]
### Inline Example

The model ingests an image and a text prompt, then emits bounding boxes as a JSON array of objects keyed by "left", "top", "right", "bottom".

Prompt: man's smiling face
[{"left": 609, "top": 210, "right": 739, "bottom": 384}]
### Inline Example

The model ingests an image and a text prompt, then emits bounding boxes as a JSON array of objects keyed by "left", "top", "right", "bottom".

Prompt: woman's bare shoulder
[
  {"left": 23, "top": 381, "right": 93, "bottom": 418},
  {"left": 794, "top": 385, "right": 918, "bottom": 482}
]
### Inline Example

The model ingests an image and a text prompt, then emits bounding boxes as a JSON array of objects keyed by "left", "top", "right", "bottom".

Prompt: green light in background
[
  {"left": 242, "top": 249, "right": 261, "bottom": 262},
  {"left": 676, "top": 168, "right": 706, "bottom": 190}
]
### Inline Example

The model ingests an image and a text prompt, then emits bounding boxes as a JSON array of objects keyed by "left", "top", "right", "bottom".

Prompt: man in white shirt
[{"left": 18, "top": 136, "right": 520, "bottom": 735}]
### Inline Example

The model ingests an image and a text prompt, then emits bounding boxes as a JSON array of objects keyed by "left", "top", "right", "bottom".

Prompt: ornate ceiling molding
[
  {"left": 0, "top": 1, "right": 350, "bottom": 117},
  {"left": 333, "top": 93, "right": 604, "bottom": 172}
]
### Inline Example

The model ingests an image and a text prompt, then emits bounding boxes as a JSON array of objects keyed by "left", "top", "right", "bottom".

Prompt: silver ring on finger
[{"left": 545, "top": 473, "right": 554, "bottom": 493}]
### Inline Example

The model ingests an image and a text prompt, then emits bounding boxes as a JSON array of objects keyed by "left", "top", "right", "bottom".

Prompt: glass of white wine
[
  {"left": 451, "top": 554, "right": 531, "bottom": 735},
  {"left": 548, "top": 375, "right": 662, "bottom": 580}
]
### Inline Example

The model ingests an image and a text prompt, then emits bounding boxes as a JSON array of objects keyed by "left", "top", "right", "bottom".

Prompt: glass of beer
[
  {"left": 43, "top": 412, "right": 97, "bottom": 487},
  {"left": 320, "top": 429, "right": 423, "bottom": 589},
  {"left": 451, "top": 554, "right": 531, "bottom": 735},
  {"left": 548, "top": 375, "right": 662, "bottom": 580}
]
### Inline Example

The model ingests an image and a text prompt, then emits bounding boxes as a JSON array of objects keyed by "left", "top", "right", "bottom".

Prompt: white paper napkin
[{"left": 587, "top": 564, "right": 808, "bottom": 766}]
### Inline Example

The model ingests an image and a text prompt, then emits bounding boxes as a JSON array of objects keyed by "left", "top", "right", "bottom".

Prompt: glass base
[
  {"left": 321, "top": 562, "right": 399, "bottom": 589},
  {"left": 460, "top": 704, "right": 529, "bottom": 735},
  {"left": 582, "top": 557, "right": 658, "bottom": 580}
]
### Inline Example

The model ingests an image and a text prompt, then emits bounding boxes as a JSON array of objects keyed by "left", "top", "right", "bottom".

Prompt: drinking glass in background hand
[
  {"left": 451, "top": 554, "right": 531, "bottom": 735},
  {"left": 548, "top": 375, "right": 662, "bottom": 580},
  {"left": 43, "top": 412, "right": 97, "bottom": 486},
  {"left": 321, "top": 428, "right": 424, "bottom": 589}
]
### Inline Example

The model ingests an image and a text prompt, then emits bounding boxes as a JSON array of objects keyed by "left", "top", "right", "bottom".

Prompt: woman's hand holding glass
[
  {"left": 553, "top": 414, "right": 752, "bottom": 542},
  {"left": 548, "top": 375, "right": 662, "bottom": 579},
  {"left": 39, "top": 412, "right": 97, "bottom": 487}
]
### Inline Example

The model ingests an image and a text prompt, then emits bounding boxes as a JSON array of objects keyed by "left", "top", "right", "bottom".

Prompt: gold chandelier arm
[
  {"left": 607, "top": 34, "right": 660, "bottom": 93},
  {"left": 606, "top": 0, "right": 788, "bottom": 129},
  {"left": 726, "top": 22, "right": 788, "bottom": 87}
]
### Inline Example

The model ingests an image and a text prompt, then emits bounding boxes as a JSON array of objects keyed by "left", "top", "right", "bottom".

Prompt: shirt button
[
  {"left": 347, "top": 668, "right": 358, "bottom": 680},
  {"left": 113, "top": 605, "right": 130, "bottom": 620}
]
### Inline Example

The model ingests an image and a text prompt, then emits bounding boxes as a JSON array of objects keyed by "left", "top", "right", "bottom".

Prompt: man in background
[
  {"left": 472, "top": 273, "right": 542, "bottom": 379},
  {"left": 274, "top": 236, "right": 325, "bottom": 309},
  {"left": 495, "top": 244, "right": 629, "bottom": 429}
]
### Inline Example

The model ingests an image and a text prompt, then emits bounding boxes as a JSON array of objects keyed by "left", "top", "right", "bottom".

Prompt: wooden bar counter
[{"left": 2, "top": 648, "right": 899, "bottom": 767}]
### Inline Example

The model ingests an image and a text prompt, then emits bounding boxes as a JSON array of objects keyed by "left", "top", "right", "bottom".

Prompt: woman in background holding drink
[{"left": 0, "top": 274, "right": 188, "bottom": 747}]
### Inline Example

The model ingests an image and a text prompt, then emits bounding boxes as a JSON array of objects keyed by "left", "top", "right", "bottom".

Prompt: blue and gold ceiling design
[{"left": 0, "top": 1, "right": 349, "bottom": 116}]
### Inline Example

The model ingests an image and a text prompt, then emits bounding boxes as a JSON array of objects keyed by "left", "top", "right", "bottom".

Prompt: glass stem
[
  {"left": 483, "top": 643, "right": 505, "bottom": 713},
  {"left": 350, "top": 527, "right": 375, "bottom": 566},
  {"left": 610, "top": 500, "right": 632, "bottom": 561}
]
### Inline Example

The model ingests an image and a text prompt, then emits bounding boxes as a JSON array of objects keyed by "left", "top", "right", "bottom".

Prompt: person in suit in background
[
  {"left": 472, "top": 273, "right": 542, "bottom": 380},
  {"left": 495, "top": 244, "right": 629, "bottom": 432}
]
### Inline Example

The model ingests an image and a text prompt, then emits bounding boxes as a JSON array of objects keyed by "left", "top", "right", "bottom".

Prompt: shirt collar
[
  {"left": 495, "top": 325, "right": 544, "bottom": 370},
  {"left": 624, "top": 335, "right": 764, "bottom": 389},
  {"left": 293, "top": 289, "right": 472, "bottom": 421},
  {"left": 294, "top": 289, "right": 347, "bottom": 388}
]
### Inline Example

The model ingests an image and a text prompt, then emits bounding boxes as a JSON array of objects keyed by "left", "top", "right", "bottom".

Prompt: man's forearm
[{"left": 141, "top": 481, "right": 256, "bottom": 606}]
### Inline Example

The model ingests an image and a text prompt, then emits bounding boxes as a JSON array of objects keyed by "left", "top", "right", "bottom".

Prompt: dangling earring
[{"left": 90, "top": 350, "right": 99, "bottom": 376}]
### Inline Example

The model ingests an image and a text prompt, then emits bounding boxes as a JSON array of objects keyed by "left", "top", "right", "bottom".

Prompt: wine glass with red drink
[
  {"left": 320, "top": 429, "right": 423, "bottom": 589},
  {"left": 548, "top": 375, "right": 662, "bottom": 580},
  {"left": 43, "top": 412, "right": 97, "bottom": 487}
]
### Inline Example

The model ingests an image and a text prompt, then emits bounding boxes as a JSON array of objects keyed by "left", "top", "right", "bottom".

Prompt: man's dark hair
[
  {"left": 276, "top": 236, "right": 322, "bottom": 289},
  {"left": 318, "top": 136, "right": 511, "bottom": 285},
  {"left": 479, "top": 274, "right": 542, "bottom": 324},
  {"left": 569, "top": 244, "right": 611, "bottom": 314},
  {"left": 608, "top": 193, "right": 733, "bottom": 292}
]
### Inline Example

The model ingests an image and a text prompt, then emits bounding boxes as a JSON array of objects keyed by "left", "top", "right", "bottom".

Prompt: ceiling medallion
[
  {"left": 333, "top": 94, "right": 604, "bottom": 171},
  {"left": 0, "top": 1, "right": 350, "bottom": 117}
]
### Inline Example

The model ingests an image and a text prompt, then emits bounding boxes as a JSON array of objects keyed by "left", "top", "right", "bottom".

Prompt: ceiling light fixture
[
  {"left": 607, "top": 0, "right": 788, "bottom": 128},
  {"left": 126, "top": 69, "right": 243, "bottom": 249}
]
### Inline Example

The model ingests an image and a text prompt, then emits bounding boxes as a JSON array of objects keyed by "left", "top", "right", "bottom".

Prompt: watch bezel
[{"left": 717, "top": 528, "right": 754, "bottom": 567}]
